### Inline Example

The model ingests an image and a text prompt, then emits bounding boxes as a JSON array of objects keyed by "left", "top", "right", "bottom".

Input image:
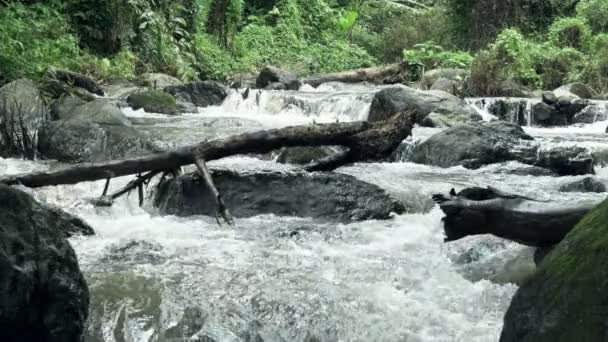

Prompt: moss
[
  {"left": 501, "top": 198, "right": 608, "bottom": 341},
  {"left": 126, "top": 90, "right": 178, "bottom": 115}
]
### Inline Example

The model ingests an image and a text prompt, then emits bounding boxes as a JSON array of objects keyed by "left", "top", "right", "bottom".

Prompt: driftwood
[
  {"left": 433, "top": 187, "right": 598, "bottom": 247},
  {"left": 302, "top": 64, "right": 406, "bottom": 88},
  {"left": 194, "top": 157, "right": 234, "bottom": 225},
  {"left": 0, "top": 110, "right": 415, "bottom": 195}
]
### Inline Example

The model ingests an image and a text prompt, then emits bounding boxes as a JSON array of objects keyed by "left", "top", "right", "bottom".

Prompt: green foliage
[
  {"left": 537, "top": 46, "right": 585, "bottom": 89},
  {"left": 403, "top": 42, "right": 474, "bottom": 69},
  {"left": 0, "top": 3, "right": 82, "bottom": 81},
  {"left": 85, "top": 50, "right": 139, "bottom": 81},
  {"left": 192, "top": 33, "right": 238, "bottom": 80},
  {"left": 548, "top": 17, "right": 592, "bottom": 50},
  {"left": 576, "top": 0, "right": 608, "bottom": 33}
]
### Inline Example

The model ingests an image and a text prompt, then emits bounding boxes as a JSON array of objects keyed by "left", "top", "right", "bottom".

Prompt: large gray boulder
[
  {"left": 368, "top": 86, "right": 481, "bottom": 124},
  {"left": 137, "top": 72, "right": 182, "bottom": 90},
  {"left": 126, "top": 90, "right": 178, "bottom": 115},
  {"left": 256, "top": 66, "right": 301, "bottom": 90},
  {"left": 0, "top": 79, "right": 49, "bottom": 158},
  {"left": 153, "top": 169, "right": 405, "bottom": 222},
  {"left": 411, "top": 121, "right": 594, "bottom": 175},
  {"left": 164, "top": 81, "right": 227, "bottom": 108},
  {"left": 39, "top": 99, "right": 157, "bottom": 162},
  {"left": 554, "top": 82, "right": 594, "bottom": 99},
  {"left": 0, "top": 184, "right": 91, "bottom": 341},
  {"left": 421, "top": 68, "right": 468, "bottom": 89},
  {"left": 430, "top": 78, "right": 461, "bottom": 95}
]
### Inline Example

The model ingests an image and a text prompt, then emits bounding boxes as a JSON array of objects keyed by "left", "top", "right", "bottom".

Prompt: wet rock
[
  {"left": 164, "top": 81, "right": 228, "bottom": 108},
  {"left": 420, "top": 112, "right": 456, "bottom": 127},
  {"left": 481, "top": 98, "right": 529, "bottom": 124},
  {"left": 137, "top": 72, "right": 182, "bottom": 90},
  {"left": 531, "top": 102, "right": 555, "bottom": 122},
  {"left": 411, "top": 121, "right": 534, "bottom": 169},
  {"left": 500, "top": 198, "right": 608, "bottom": 342},
  {"left": 50, "top": 96, "right": 86, "bottom": 120},
  {"left": 39, "top": 99, "right": 157, "bottom": 162},
  {"left": 368, "top": 86, "right": 481, "bottom": 123},
  {"left": 100, "top": 81, "right": 142, "bottom": 102},
  {"left": 542, "top": 91, "right": 558, "bottom": 105},
  {"left": 127, "top": 90, "right": 178, "bottom": 115},
  {"left": 411, "top": 121, "right": 594, "bottom": 175},
  {"left": 276, "top": 146, "right": 345, "bottom": 165},
  {"left": 421, "top": 68, "right": 468, "bottom": 89},
  {"left": 495, "top": 80, "right": 529, "bottom": 97},
  {"left": 256, "top": 66, "right": 301, "bottom": 91},
  {"left": 554, "top": 82, "right": 594, "bottom": 99},
  {"left": 0, "top": 78, "right": 46, "bottom": 117},
  {"left": 430, "top": 78, "right": 461, "bottom": 95},
  {"left": 153, "top": 169, "right": 405, "bottom": 222},
  {"left": 572, "top": 103, "right": 608, "bottom": 124},
  {"left": 45, "top": 68, "right": 104, "bottom": 97},
  {"left": 0, "top": 184, "right": 90, "bottom": 341},
  {"left": 559, "top": 177, "right": 606, "bottom": 193}
]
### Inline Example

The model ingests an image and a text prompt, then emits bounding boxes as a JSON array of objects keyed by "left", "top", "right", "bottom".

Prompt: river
[{"left": 1, "top": 83, "right": 607, "bottom": 342}]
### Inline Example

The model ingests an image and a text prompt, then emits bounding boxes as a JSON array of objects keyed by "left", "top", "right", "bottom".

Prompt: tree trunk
[
  {"left": 0, "top": 111, "right": 415, "bottom": 188},
  {"left": 433, "top": 187, "right": 597, "bottom": 247},
  {"left": 302, "top": 64, "right": 406, "bottom": 88}
]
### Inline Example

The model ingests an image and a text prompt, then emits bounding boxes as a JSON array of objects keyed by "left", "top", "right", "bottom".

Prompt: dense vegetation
[{"left": 0, "top": 0, "right": 606, "bottom": 94}]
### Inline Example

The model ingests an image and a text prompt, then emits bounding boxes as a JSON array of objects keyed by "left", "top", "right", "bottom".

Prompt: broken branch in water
[{"left": 194, "top": 157, "right": 234, "bottom": 226}]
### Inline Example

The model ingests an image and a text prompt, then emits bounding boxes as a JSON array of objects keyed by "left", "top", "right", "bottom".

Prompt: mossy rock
[
  {"left": 500, "top": 198, "right": 608, "bottom": 342},
  {"left": 126, "top": 90, "right": 178, "bottom": 115}
]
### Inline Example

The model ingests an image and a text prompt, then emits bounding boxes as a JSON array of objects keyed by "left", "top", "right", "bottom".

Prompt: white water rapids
[{"left": 1, "top": 85, "right": 607, "bottom": 342}]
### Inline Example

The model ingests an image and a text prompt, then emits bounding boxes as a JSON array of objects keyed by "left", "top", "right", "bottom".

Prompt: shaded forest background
[{"left": 1, "top": 0, "right": 607, "bottom": 94}]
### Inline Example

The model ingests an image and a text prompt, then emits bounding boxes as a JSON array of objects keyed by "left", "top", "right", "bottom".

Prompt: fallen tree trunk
[
  {"left": 302, "top": 63, "right": 406, "bottom": 88},
  {"left": 433, "top": 187, "right": 599, "bottom": 247},
  {"left": 0, "top": 111, "right": 415, "bottom": 188}
]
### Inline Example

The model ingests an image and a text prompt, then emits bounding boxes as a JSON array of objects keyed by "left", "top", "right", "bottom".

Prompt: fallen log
[
  {"left": 302, "top": 63, "right": 406, "bottom": 88},
  {"left": 433, "top": 187, "right": 599, "bottom": 247},
  {"left": 0, "top": 111, "right": 415, "bottom": 189}
]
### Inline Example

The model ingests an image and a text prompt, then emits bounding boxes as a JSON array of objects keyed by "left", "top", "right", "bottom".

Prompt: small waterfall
[
  {"left": 466, "top": 97, "right": 539, "bottom": 126},
  {"left": 219, "top": 88, "right": 375, "bottom": 123}
]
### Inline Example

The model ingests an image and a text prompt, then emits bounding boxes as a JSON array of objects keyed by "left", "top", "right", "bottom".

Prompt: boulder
[
  {"left": 0, "top": 79, "right": 49, "bottom": 158},
  {"left": 500, "top": 198, "right": 608, "bottom": 342},
  {"left": 411, "top": 121, "right": 594, "bottom": 175},
  {"left": 137, "top": 73, "right": 182, "bottom": 90},
  {"left": 496, "top": 80, "right": 529, "bottom": 98},
  {"left": 39, "top": 99, "right": 157, "bottom": 162},
  {"left": 45, "top": 68, "right": 104, "bottom": 97},
  {"left": 50, "top": 96, "right": 86, "bottom": 121},
  {"left": 554, "top": 82, "right": 594, "bottom": 99},
  {"left": 542, "top": 91, "right": 558, "bottom": 105},
  {"left": 276, "top": 146, "right": 345, "bottom": 165},
  {"left": 126, "top": 90, "right": 178, "bottom": 115},
  {"left": 572, "top": 103, "right": 608, "bottom": 124},
  {"left": 420, "top": 112, "right": 456, "bottom": 128},
  {"left": 430, "top": 78, "right": 461, "bottom": 95},
  {"left": 256, "top": 66, "right": 302, "bottom": 91},
  {"left": 421, "top": 68, "right": 468, "bottom": 89},
  {"left": 559, "top": 177, "right": 606, "bottom": 193},
  {"left": 368, "top": 86, "right": 481, "bottom": 124},
  {"left": 153, "top": 169, "right": 405, "bottom": 222},
  {"left": 0, "top": 184, "right": 90, "bottom": 341},
  {"left": 531, "top": 102, "right": 554, "bottom": 122},
  {"left": 164, "top": 81, "right": 227, "bottom": 108}
]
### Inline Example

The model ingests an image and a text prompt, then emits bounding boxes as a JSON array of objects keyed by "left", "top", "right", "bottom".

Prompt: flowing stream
[{"left": 2, "top": 84, "right": 608, "bottom": 342}]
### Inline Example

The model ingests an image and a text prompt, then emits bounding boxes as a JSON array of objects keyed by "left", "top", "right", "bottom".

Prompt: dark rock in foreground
[
  {"left": 153, "top": 170, "right": 405, "bottom": 222},
  {"left": 368, "top": 86, "right": 481, "bottom": 124},
  {"left": 500, "top": 198, "right": 608, "bottom": 342},
  {"left": 412, "top": 121, "right": 595, "bottom": 175},
  {"left": 559, "top": 177, "right": 606, "bottom": 193},
  {"left": 0, "top": 184, "right": 90, "bottom": 342}
]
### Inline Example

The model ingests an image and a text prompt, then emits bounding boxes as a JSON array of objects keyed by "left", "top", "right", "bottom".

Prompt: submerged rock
[
  {"left": 559, "top": 177, "right": 606, "bottom": 193},
  {"left": 39, "top": 99, "right": 157, "bottom": 162},
  {"left": 153, "top": 170, "right": 405, "bottom": 222},
  {"left": 164, "top": 81, "right": 228, "bottom": 108},
  {"left": 368, "top": 86, "right": 480, "bottom": 124},
  {"left": 411, "top": 121, "right": 594, "bottom": 175},
  {"left": 500, "top": 198, "right": 608, "bottom": 341},
  {"left": 127, "top": 90, "right": 178, "bottom": 115},
  {"left": 0, "top": 184, "right": 90, "bottom": 341}
]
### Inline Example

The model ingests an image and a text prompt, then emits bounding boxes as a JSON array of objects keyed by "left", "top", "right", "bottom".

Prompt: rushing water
[{"left": 2, "top": 85, "right": 608, "bottom": 342}]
